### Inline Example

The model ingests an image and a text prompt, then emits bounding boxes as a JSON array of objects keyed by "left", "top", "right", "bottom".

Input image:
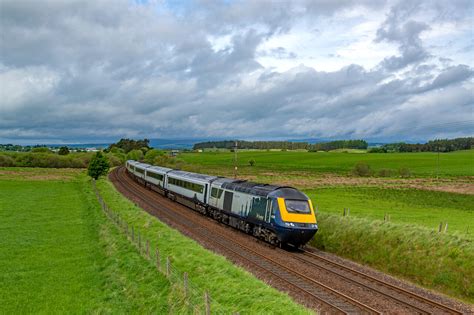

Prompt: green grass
[
  {"left": 95, "top": 177, "right": 311, "bottom": 314},
  {"left": 0, "top": 169, "right": 172, "bottom": 313},
  {"left": 311, "top": 214, "right": 474, "bottom": 303},
  {"left": 180, "top": 149, "right": 474, "bottom": 177},
  {"left": 0, "top": 167, "right": 311, "bottom": 314},
  {"left": 306, "top": 187, "right": 474, "bottom": 238}
]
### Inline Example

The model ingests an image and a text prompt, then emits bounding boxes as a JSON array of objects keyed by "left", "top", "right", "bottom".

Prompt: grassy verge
[
  {"left": 0, "top": 168, "right": 171, "bottom": 313},
  {"left": 311, "top": 214, "right": 474, "bottom": 303},
  {"left": 306, "top": 187, "right": 474, "bottom": 238},
  {"left": 95, "top": 177, "right": 312, "bottom": 314}
]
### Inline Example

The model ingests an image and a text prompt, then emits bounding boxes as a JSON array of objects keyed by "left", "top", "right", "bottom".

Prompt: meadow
[
  {"left": 0, "top": 168, "right": 310, "bottom": 314},
  {"left": 181, "top": 149, "right": 474, "bottom": 177}
]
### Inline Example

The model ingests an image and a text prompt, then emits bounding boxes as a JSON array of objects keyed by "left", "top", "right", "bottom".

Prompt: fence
[{"left": 91, "top": 180, "right": 234, "bottom": 314}]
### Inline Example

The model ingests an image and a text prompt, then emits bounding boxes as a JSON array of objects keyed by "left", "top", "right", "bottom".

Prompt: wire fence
[{"left": 91, "top": 179, "right": 237, "bottom": 314}]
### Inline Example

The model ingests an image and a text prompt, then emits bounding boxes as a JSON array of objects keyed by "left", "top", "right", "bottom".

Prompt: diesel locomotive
[{"left": 126, "top": 160, "right": 318, "bottom": 247}]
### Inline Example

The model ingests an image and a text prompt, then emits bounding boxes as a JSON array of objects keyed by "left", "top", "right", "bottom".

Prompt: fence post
[
  {"left": 156, "top": 249, "right": 161, "bottom": 271},
  {"left": 166, "top": 256, "right": 171, "bottom": 277},
  {"left": 183, "top": 272, "right": 188, "bottom": 298},
  {"left": 343, "top": 208, "right": 346, "bottom": 216},
  {"left": 438, "top": 222, "right": 443, "bottom": 232},
  {"left": 204, "top": 291, "right": 210, "bottom": 315},
  {"left": 138, "top": 232, "right": 141, "bottom": 252},
  {"left": 146, "top": 240, "right": 150, "bottom": 259},
  {"left": 444, "top": 222, "right": 448, "bottom": 233},
  {"left": 347, "top": 208, "right": 350, "bottom": 216}
]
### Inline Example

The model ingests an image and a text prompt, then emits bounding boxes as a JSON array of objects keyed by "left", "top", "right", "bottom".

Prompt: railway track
[
  {"left": 291, "top": 250, "right": 463, "bottom": 314},
  {"left": 110, "top": 167, "right": 465, "bottom": 314}
]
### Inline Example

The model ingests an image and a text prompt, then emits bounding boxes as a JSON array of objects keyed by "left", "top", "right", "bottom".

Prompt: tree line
[
  {"left": 192, "top": 139, "right": 368, "bottom": 151},
  {"left": 369, "top": 137, "right": 474, "bottom": 153}
]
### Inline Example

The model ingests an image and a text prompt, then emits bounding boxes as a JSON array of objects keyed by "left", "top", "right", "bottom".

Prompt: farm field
[
  {"left": 0, "top": 168, "right": 309, "bottom": 314},
  {"left": 0, "top": 169, "right": 171, "bottom": 313},
  {"left": 307, "top": 187, "right": 474, "bottom": 238},
  {"left": 180, "top": 149, "right": 474, "bottom": 177}
]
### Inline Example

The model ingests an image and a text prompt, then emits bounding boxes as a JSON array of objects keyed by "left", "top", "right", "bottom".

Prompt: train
[{"left": 125, "top": 160, "right": 318, "bottom": 247}]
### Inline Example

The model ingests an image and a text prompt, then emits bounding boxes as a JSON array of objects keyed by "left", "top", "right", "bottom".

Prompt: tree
[
  {"left": 249, "top": 159, "right": 255, "bottom": 166},
  {"left": 87, "top": 152, "right": 110, "bottom": 180},
  {"left": 144, "top": 149, "right": 165, "bottom": 164},
  {"left": 58, "top": 146, "right": 70, "bottom": 155},
  {"left": 126, "top": 149, "right": 144, "bottom": 161}
]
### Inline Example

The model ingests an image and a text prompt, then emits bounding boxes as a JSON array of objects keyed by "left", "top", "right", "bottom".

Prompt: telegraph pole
[{"left": 233, "top": 140, "right": 238, "bottom": 179}]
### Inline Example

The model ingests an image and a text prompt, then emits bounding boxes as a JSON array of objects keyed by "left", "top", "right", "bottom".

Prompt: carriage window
[{"left": 211, "top": 188, "right": 218, "bottom": 198}]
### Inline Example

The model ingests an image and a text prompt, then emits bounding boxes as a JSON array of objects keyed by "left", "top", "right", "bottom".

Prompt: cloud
[{"left": 0, "top": 0, "right": 473, "bottom": 144}]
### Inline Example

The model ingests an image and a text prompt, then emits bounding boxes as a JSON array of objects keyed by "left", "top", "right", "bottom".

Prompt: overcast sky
[{"left": 1, "top": 0, "right": 473, "bottom": 144}]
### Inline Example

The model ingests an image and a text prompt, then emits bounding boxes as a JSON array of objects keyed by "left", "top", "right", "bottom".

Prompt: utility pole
[
  {"left": 436, "top": 148, "right": 440, "bottom": 181},
  {"left": 233, "top": 140, "right": 238, "bottom": 179}
]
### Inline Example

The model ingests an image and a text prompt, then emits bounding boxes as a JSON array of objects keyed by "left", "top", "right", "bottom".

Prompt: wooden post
[
  {"left": 204, "top": 291, "right": 210, "bottom": 315},
  {"left": 138, "top": 232, "right": 141, "bottom": 252},
  {"left": 347, "top": 208, "right": 350, "bottom": 216},
  {"left": 343, "top": 208, "right": 346, "bottom": 216},
  {"left": 183, "top": 272, "right": 188, "bottom": 298},
  {"left": 146, "top": 240, "right": 150, "bottom": 259},
  {"left": 438, "top": 222, "right": 443, "bottom": 232},
  {"left": 156, "top": 249, "right": 161, "bottom": 271},
  {"left": 444, "top": 222, "right": 448, "bottom": 233},
  {"left": 166, "top": 256, "right": 171, "bottom": 277}
]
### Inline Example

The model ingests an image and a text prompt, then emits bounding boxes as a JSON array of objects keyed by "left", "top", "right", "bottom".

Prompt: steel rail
[{"left": 301, "top": 250, "right": 463, "bottom": 314}]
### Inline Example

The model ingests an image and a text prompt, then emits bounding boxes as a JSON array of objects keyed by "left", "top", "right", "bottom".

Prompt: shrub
[
  {"left": 126, "top": 149, "right": 144, "bottom": 161},
  {"left": 0, "top": 154, "right": 15, "bottom": 167},
  {"left": 399, "top": 167, "right": 412, "bottom": 178},
  {"left": 352, "top": 162, "right": 372, "bottom": 176},
  {"left": 58, "top": 146, "right": 70, "bottom": 155},
  {"left": 144, "top": 149, "right": 165, "bottom": 164},
  {"left": 378, "top": 168, "right": 394, "bottom": 177},
  {"left": 249, "top": 159, "right": 255, "bottom": 166},
  {"left": 31, "top": 147, "right": 52, "bottom": 153}
]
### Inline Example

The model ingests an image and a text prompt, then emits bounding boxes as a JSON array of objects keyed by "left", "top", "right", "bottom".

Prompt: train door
[
  {"left": 264, "top": 199, "right": 272, "bottom": 223},
  {"left": 223, "top": 191, "right": 233, "bottom": 212}
]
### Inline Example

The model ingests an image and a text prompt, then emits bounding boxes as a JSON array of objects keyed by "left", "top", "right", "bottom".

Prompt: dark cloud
[{"left": 0, "top": 0, "right": 473, "bottom": 143}]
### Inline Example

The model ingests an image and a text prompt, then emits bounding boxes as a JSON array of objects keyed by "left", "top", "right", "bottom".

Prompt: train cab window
[
  {"left": 285, "top": 200, "right": 311, "bottom": 214},
  {"left": 211, "top": 188, "right": 224, "bottom": 198}
]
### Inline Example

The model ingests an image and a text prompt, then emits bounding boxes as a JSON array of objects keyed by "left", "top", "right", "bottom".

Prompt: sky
[{"left": 0, "top": 0, "right": 473, "bottom": 144}]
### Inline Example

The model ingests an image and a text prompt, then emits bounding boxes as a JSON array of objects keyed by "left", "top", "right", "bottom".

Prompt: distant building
[{"left": 170, "top": 150, "right": 179, "bottom": 156}]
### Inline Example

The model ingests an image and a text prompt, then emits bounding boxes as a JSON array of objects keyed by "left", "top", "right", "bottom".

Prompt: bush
[
  {"left": 249, "top": 159, "right": 255, "bottom": 166},
  {"left": 352, "top": 162, "right": 372, "bottom": 176},
  {"left": 126, "top": 149, "right": 144, "bottom": 161},
  {"left": 31, "top": 147, "right": 53, "bottom": 153},
  {"left": 144, "top": 149, "right": 165, "bottom": 164},
  {"left": 0, "top": 155, "right": 15, "bottom": 167},
  {"left": 368, "top": 147, "right": 387, "bottom": 153},
  {"left": 58, "top": 146, "right": 70, "bottom": 155},
  {"left": 378, "top": 168, "right": 394, "bottom": 177},
  {"left": 399, "top": 167, "right": 412, "bottom": 178}
]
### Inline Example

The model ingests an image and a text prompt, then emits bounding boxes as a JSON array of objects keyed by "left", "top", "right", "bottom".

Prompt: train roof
[
  {"left": 147, "top": 165, "right": 173, "bottom": 173},
  {"left": 167, "top": 170, "right": 218, "bottom": 183},
  {"left": 221, "top": 180, "right": 308, "bottom": 199}
]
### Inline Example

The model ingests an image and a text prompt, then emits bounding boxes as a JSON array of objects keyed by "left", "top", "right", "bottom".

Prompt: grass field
[
  {"left": 307, "top": 187, "right": 474, "bottom": 238},
  {"left": 0, "top": 169, "right": 171, "bottom": 313},
  {"left": 0, "top": 168, "right": 310, "bottom": 314},
  {"left": 180, "top": 149, "right": 474, "bottom": 177}
]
